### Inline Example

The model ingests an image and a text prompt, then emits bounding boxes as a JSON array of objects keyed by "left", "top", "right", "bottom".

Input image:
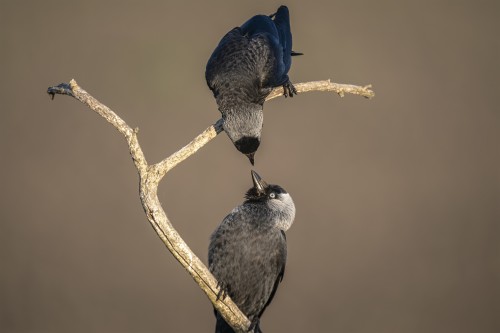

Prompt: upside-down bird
[
  {"left": 206, "top": 6, "right": 302, "bottom": 165},
  {"left": 208, "top": 170, "right": 296, "bottom": 333}
]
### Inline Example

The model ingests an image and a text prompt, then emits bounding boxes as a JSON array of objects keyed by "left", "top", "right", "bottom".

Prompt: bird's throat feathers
[{"left": 221, "top": 103, "right": 264, "bottom": 143}]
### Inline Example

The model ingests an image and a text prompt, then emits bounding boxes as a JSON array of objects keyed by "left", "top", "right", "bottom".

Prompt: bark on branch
[{"left": 47, "top": 78, "right": 374, "bottom": 333}]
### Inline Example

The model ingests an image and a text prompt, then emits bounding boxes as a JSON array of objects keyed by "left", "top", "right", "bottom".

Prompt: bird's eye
[{"left": 269, "top": 192, "right": 276, "bottom": 199}]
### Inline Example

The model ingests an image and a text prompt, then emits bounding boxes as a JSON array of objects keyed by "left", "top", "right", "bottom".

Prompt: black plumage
[
  {"left": 208, "top": 171, "right": 296, "bottom": 333},
  {"left": 206, "top": 6, "right": 301, "bottom": 165}
]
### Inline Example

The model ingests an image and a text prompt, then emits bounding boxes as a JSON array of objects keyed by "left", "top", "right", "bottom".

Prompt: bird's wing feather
[
  {"left": 272, "top": 6, "right": 293, "bottom": 74},
  {"left": 258, "top": 230, "right": 287, "bottom": 318},
  {"left": 205, "top": 27, "right": 245, "bottom": 93}
]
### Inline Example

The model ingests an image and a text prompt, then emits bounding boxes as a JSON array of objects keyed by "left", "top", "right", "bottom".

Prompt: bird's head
[
  {"left": 245, "top": 170, "right": 296, "bottom": 231},
  {"left": 234, "top": 137, "right": 260, "bottom": 165}
]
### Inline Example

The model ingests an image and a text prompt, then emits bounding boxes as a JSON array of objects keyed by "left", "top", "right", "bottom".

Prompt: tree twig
[
  {"left": 47, "top": 78, "right": 374, "bottom": 333},
  {"left": 267, "top": 79, "right": 374, "bottom": 100}
]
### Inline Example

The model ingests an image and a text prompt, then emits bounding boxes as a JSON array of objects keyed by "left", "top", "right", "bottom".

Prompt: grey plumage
[
  {"left": 206, "top": 6, "right": 301, "bottom": 165},
  {"left": 208, "top": 171, "right": 296, "bottom": 333}
]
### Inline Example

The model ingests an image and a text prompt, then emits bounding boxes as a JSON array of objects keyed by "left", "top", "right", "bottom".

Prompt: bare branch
[
  {"left": 48, "top": 80, "right": 148, "bottom": 175},
  {"left": 266, "top": 79, "right": 375, "bottom": 100},
  {"left": 154, "top": 119, "right": 224, "bottom": 181},
  {"left": 138, "top": 177, "right": 250, "bottom": 332},
  {"left": 47, "top": 78, "right": 374, "bottom": 333},
  {"left": 48, "top": 80, "right": 250, "bottom": 332},
  {"left": 153, "top": 79, "right": 374, "bottom": 179}
]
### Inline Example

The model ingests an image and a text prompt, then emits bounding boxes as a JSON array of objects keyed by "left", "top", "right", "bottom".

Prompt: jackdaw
[
  {"left": 206, "top": 6, "right": 301, "bottom": 165},
  {"left": 208, "top": 170, "right": 296, "bottom": 333}
]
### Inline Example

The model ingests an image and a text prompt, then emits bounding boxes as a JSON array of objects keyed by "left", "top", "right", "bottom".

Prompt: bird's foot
[
  {"left": 283, "top": 81, "right": 298, "bottom": 98},
  {"left": 216, "top": 281, "right": 229, "bottom": 301}
]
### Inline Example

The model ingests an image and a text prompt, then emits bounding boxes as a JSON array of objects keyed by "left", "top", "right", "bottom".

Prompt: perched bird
[
  {"left": 206, "top": 6, "right": 301, "bottom": 165},
  {"left": 208, "top": 170, "right": 296, "bottom": 333}
]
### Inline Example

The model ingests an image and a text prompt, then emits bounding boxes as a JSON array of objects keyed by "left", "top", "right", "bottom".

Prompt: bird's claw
[
  {"left": 216, "top": 281, "right": 229, "bottom": 301},
  {"left": 282, "top": 81, "right": 298, "bottom": 98}
]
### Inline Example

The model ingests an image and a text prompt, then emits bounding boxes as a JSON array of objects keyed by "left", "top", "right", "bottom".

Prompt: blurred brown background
[{"left": 1, "top": 1, "right": 499, "bottom": 332}]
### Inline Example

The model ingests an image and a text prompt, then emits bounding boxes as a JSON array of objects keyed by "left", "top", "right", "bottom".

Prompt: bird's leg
[
  {"left": 282, "top": 80, "right": 298, "bottom": 98},
  {"left": 216, "top": 281, "right": 229, "bottom": 301}
]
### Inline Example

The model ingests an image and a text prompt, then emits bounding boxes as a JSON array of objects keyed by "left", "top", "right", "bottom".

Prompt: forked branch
[{"left": 47, "top": 78, "right": 374, "bottom": 333}]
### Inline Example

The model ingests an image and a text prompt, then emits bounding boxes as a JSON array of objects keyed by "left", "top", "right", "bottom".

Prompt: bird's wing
[
  {"left": 271, "top": 6, "right": 293, "bottom": 74},
  {"left": 259, "top": 230, "right": 287, "bottom": 318},
  {"left": 205, "top": 27, "right": 245, "bottom": 92},
  {"left": 239, "top": 14, "right": 290, "bottom": 88},
  {"left": 208, "top": 211, "right": 238, "bottom": 268},
  {"left": 239, "top": 14, "right": 278, "bottom": 39}
]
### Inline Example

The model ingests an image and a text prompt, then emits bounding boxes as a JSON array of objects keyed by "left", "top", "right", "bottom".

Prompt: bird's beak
[
  {"left": 246, "top": 152, "right": 255, "bottom": 166},
  {"left": 251, "top": 170, "right": 268, "bottom": 194}
]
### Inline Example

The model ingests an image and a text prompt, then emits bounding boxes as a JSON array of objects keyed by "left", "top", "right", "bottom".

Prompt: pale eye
[{"left": 269, "top": 192, "right": 276, "bottom": 199}]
